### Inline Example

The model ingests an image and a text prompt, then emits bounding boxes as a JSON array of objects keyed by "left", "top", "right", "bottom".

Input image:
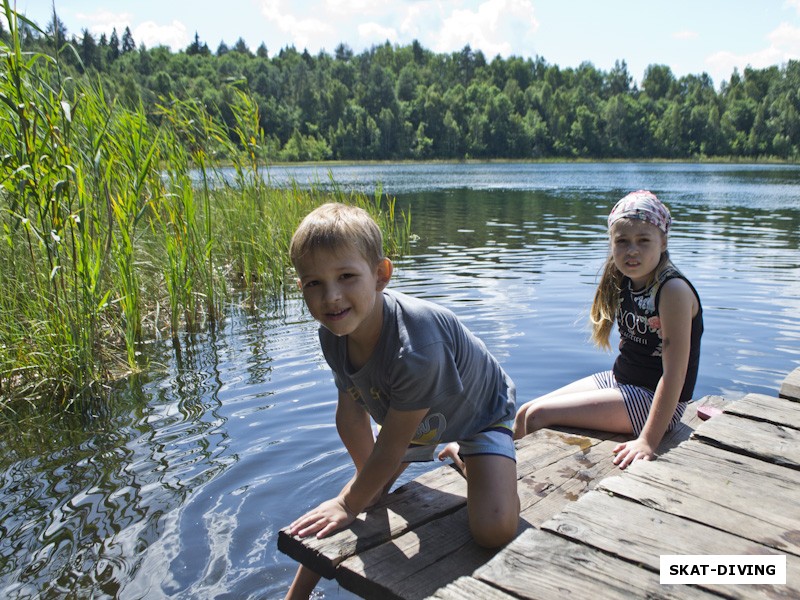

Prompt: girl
[{"left": 513, "top": 190, "right": 703, "bottom": 469}]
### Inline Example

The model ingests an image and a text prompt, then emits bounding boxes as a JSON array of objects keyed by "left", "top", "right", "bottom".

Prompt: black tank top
[{"left": 612, "top": 263, "right": 703, "bottom": 403}]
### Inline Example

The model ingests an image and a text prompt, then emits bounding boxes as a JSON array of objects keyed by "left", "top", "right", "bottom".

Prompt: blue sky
[{"left": 13, "top": 0, "right": 800, "bottom": 89}]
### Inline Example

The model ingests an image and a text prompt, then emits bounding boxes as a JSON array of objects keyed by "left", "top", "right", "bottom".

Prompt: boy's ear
[{"left": 376, "top": 258, "right": 393, "bottom": 290}]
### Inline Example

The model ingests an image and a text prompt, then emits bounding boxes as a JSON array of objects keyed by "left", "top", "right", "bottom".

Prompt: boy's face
[{"left": 295, "top": 244, "right": 392, "bottom": 341}]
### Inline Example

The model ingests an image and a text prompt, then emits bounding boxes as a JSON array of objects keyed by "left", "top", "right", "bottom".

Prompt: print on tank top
[{"left": 617, "top": 277, "right": 665, "bottom": 358}]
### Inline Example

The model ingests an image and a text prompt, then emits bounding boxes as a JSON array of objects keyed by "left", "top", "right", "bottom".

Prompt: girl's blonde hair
[
  {"left": 290, "top": 202, "right": 385, "bottom": 268},
  {"left": 590, "top": 229, "right": 670, "bottom": 350}
]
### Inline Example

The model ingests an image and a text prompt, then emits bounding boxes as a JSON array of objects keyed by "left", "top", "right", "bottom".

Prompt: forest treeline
[{"left": 11, "top": 12, "right": 800, "bottom": 162}]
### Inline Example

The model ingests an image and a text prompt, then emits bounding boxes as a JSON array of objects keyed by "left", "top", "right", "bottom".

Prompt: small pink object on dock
[{"left": 697, "top": 405, "right": 724, "bottom": 421}]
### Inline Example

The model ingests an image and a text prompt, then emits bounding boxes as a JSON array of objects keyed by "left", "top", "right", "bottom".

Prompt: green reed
[{"left": 0, "top": 4, "right": 409, "bottom": 411}]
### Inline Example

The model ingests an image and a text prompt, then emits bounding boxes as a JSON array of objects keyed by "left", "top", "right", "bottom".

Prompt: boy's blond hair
[{"left": 290, "top": 203, "right": 385, "bottom": 268}]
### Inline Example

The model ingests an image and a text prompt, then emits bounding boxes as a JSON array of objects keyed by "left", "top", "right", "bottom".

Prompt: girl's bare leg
[{"left": 514, "top": 375, "right": 633, "bottom": 439}]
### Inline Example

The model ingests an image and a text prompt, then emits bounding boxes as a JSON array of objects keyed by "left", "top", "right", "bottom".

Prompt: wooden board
[
  {"left": 337, "top": 507, "right": 498, "bottom": 600},
  {"left": 277, "top": 465, "right": 468, "bottom": 579},
  {"left": 514, "top": 426, "right": 620, "bottom": 476},
  {"left": 334, "top": 428, "right": 621, "bottom": 599},
  {"left": 542, "top": 490, "right": 800, "bottom": 599},
  {"left": 424, "top": 576, "right": 517, "bottom": 599},
  {"left": 675, "top": 395, "right": 729, "bottom": 431},
  {"left": 518, "top": 437, "right": 621, "bottom": 526},
  {"left": 516, "top": 396, "right": 728, "bottom": 525},
  {"left": 277, "top": 394, "right": 739, "bottom": 599},
  {"left": 722, "top": 392, "right": 800, "bottom": 430},
  {"left": 691, "top": 412, "right": 800, "bottom": 470},
  {"left": 780, "top": 367, "right": 800, "bottom": 401},
  {"left": 332, "top": 399, "right": 724, "bottom": 599},
  {"left": 598, "top": 443, "right": 800, "bottom": 556},
  {"left": 472, "top": 527, "right": 719, "bottom": 600}
]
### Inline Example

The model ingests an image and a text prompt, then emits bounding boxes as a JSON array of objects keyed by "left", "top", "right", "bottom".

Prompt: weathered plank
[
  {"left": 424, "top": 577, "right": 516, "bottom": 600},
  {"left": 278, "top": 395, "right": 734, "bottom": 598},
  {"left": 472, "top": 527, "right": 719, "bottom": 600},
  {"left": 598, "top": 443, "right": 800, "bottom": 556},
  {"left": 334, "top": 427, "right": 619, "bottom": 599},
  {"left": 543, "top": 491, "right": 800, "bottom": 599},
  {"left": 691, "top": 412, "right": 800, "bottom": 470},
  {"left": 518, "top": 437, "right": 621, "bottom": 526},
  {"left": 722, "top": 392, "right": 800, "bottom": 430},
  {"left": 676, "top": 395, "right": 730, "bottom": 431},
  {"left": 277, "top": 466, "right": 468, "bottom": 579},
  {"left": 780, "top": 367, "right": 800, "bottom": 401},
  {"left": 337, "top": 506, "right": 498, "bottom": 600},
  {"left": 516, "top": 396, "right": 728, "bottom": 526},
  {"left": 514, "top": 426, "right": 620, "bottom": 477},
  {"left": 332, "top": 399, "right": 722, "bottom": 599}
]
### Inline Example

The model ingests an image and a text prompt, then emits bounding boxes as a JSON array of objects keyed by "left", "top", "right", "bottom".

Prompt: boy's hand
[{"left": 288, "top": 496, "right": 356, "bottom": 539}]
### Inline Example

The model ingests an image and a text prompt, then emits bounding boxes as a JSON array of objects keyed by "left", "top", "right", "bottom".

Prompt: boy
[{"left": 285, "top": 203, "right": 519, "bottom": 599}]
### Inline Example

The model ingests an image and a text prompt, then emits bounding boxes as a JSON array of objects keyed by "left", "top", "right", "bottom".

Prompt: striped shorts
[{"left": 591, "top": 370, "right": 687, "bottom": 435}]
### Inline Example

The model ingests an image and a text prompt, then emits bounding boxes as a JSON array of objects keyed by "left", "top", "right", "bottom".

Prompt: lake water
[{"left": 2, "top": 162, "right": 799, "bottom": 599}]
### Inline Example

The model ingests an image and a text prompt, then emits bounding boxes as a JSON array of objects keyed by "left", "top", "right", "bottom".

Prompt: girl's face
[{"left": 610, "top": 218, "right": 667, "bottom": 289}]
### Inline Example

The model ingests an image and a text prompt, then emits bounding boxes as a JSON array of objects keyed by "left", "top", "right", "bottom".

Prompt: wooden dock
[{"left": 279, "top": 368, "right": 800, "bottom": 599}]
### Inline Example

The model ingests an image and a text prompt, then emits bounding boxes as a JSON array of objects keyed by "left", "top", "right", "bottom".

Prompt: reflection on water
[{"left": 1, "top": 163, "right": 799, "bottom": 599}]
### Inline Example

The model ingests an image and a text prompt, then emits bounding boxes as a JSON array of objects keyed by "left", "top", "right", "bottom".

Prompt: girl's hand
[
  {"left": 288, "top": 496, "right": 356, "bottom": 539},
  {"left": 612, "top": 438, "right": 655, "bottom": 469}
]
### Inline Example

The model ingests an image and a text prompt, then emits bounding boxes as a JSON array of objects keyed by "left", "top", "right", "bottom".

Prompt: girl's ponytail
[{"left": 590, "top": 255, "right": 622, "bottom": 350}]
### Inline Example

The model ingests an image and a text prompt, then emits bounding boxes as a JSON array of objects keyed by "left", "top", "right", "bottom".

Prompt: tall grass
[{"left": 0, "top": 3, "right": 409, "bottom": 412}]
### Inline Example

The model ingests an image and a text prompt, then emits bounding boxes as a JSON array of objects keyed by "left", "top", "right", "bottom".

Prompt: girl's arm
[{"left": 613, "top": 278, "right": 697, "bottom": 468}]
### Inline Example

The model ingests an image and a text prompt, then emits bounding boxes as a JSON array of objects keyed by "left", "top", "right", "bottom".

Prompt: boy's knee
[
  {"left": 469, "top": 497, "right": 520, "bottom": 548},
  {"left": 471, "top": 514, "right": 518, "bottom": 548},
  {"left": 465, "top": 454, "right": 519, "bottom": 547}
]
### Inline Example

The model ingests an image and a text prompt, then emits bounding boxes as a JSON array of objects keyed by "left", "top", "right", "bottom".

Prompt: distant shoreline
[{"left": 218, "top": 156, "right": 800, "bottom": 169}]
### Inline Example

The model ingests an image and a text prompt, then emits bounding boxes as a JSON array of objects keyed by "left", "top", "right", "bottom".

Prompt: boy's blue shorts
[{"left": 401, "top": 418, "right": 516, "bottom": 463}]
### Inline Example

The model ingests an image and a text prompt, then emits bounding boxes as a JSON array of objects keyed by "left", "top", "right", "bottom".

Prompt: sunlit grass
[{"left": 0, "top": 3, "right": 409, "bottom": 412}]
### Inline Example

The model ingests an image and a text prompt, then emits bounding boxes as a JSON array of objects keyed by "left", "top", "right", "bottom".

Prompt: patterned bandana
[{"left": 607, "top": 190, "right": 672, "bottom": 234}]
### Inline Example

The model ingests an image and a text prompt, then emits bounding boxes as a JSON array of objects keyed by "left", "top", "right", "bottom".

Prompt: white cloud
[
  {"left": 785, "top": 0, "right": 800, "bottom": 15},
  {"left": 135, "top": 20, "right": 189, "bottom": 50},
  {"left": 706, "top": 21, "right": 800, "bottom": 81},
  {"left": 358, "top": 22, "right": 398, "bottom": 44},
  {"left": 434, "top": 0, "right": 539, "bottom": 57},
  {"left": 67, "top": 9, "right": 187, "bottom": 50},
  {"left": 75, "top": 10, "right": 133, "bottom": 37},
  {"left": 258, "top": 0, "right": 334, "bottom": 51},
  {"left": 673, "top": 30, "right": 699, "bottom": 40},
  {"left": 399, "top": 3, "right": 426, "bottom": 37},
  {"left": 768, "top": 21, "right": 800, "bottom": 53},
  {"left": 325, "top": 0, "right": 380, "bottom": 13}
]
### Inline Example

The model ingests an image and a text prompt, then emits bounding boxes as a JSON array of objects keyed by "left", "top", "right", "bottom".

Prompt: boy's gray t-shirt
[{"left": 319, "top": 289, "right": 516, "bottom": 446}]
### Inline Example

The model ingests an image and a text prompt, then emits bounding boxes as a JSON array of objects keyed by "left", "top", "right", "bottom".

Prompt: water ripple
[{"left": 2, "top": 164, "right": 799, "bottom": 599}]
